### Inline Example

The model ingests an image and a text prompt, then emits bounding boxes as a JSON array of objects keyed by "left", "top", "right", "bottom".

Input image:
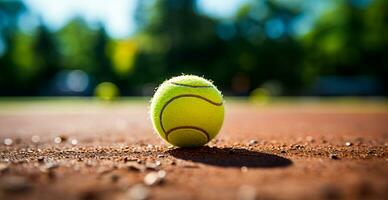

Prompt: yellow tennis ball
[{"left": 150, "top": 75, "right": 225, "bottom": 147}]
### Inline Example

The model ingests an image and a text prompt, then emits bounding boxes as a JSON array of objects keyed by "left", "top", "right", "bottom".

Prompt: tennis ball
[
  {"left": 150, "top": 75, "right": 224, "bottom": 147},
  {"left": 95, "top": 82, "right": 119, "bottom": 100}
]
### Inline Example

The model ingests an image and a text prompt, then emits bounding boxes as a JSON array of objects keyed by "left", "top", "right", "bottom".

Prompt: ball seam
[
  {"left": 170, "top": 82, "right": 213, "bottom": 88},
  {"left": 166, "top": 126, "right": 210, "bottom": 142},
  {"left": 159, "top": 94, "right": 223, "bottom": 143}
]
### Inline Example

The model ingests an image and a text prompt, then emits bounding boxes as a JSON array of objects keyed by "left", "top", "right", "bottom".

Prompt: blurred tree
[
  {"left": 133, "top": 0, "right": 305, "bottom": 95},
  {"left": 0, "top": 24, "right": 60, "bottom": 95},
  {"left": 93, "top": 25, "right": 115, "bottom": 82},
  {"left": 56, "top": 17, "right": 97, "bottom": 74},
  {"left": 302, "top": 0, "right": 387, "bottom": 92},
  {"left": 228, "top": 0, "right": 304, "bottom": 94},
  {"left": 0, "top": 0, "right": 386, "bottom": 96},
  {"left": 0, "top": 1, "right": 32, "bottom": 95},
  {"left": 56, "top": 18, "right": 119, "bottom": 95},
  {"left": 32, "top": 24, "right": 61, "bottom": 94},
  {"left": 132, "top": 0, "right": 222, "bottom": 90},
  {"left": 9, "top": 33, "right": 37, "bottom": 84}
]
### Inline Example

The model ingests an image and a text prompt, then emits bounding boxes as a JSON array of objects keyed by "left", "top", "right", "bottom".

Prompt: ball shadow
[{"left": 166, "top": 146, "right": 292, "bottom": 168}]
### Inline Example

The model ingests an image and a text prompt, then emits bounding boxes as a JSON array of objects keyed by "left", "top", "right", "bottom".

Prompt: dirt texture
[{"left": 0, "top": 101, "right": 387, "bottom": 200}]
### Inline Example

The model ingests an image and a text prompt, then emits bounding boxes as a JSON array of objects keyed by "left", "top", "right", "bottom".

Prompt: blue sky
[{"left": 24, "top": 0, "right": 249, "bottom": 39}]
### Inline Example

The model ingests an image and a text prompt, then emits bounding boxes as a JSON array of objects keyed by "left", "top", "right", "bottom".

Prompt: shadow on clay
[{"left": 166, "top": 146, "right": 292, "bottom": 168}]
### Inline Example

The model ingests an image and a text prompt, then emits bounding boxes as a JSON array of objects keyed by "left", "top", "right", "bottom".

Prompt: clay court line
[{"left": 159, "top": 94, "right": 223, "bottom": 142}]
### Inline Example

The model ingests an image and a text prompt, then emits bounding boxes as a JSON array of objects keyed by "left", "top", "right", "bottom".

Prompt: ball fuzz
[{"left": 150, "top": 75, "right": 224, "bottom": 147}]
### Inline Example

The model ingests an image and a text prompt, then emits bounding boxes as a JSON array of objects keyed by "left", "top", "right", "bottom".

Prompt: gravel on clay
[{"left": 0, "top": 100, "right": 387, "bottom": 200}]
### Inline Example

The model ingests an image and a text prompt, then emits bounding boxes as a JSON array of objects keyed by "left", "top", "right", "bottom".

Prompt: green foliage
[
  {"left": 302, "top": 0, "right": 387, "bottom": 86},
  {"left": 56, "top": 18, "right": 97, "bottom": 73},
  {"left": 0, "top": 0, "right": 386, "bottom": 96}
]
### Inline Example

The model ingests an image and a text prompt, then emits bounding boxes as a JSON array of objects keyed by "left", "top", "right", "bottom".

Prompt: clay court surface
[{"left": 0, "top": 98, "right": 387, "bottom": 200}]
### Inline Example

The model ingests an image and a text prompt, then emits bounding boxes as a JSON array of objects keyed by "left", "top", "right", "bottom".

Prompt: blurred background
[{"left": 0, "top": 0, "right": 386, "bottom": 98}]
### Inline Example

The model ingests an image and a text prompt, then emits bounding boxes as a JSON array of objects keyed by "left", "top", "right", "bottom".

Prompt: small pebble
[
  {"left": 0, "top": 163, "right": 9, "bottom": 173},
  {"left": 53, "top": 137, "right": 62, "bottom": 144},
  {"left": 4, "top": 138, "right": 13, "bottom": 146},
  {"left": 53, "top": 135, "right": 68, "bottom": 144},
  {"left": 157, "top": 154, "right": 165, "bottom": 158},
  {"left": 125, "top": 162, "right": 145, "bottom": 172},
  {"left": 124, "top": 157, "right": 137, "bottom": 162},
  {"left": 144, "top": 170, "right": 166, "bottom": 186},
  {"left": 85, "top": 160, "right": 96, "bottom": 167},
  {"left": 144, "top": 173, "right": 159, "bottom": 186},
  {"left": 37, "top": 157, "right": 45, "bottom": 163},
  {"left": 330, "top": 154, "right": 339, "bottom": 160},
  {"left": 59, "top": 135, "right": 68, "bottom": 142},
  {"left": 248, "top": 140, "right": 257, "bottom": 146},
  {"left": 97, "top": 167, "right": 115, "bottom": 175},
  {"left": 45, "top": 162, "right": 59, "bottom": 170},
  {"left": 280, "top": 150, "right": 286, "bottom": 154},
  {"left": 236, "top": 185, "right": 256, "bottom": 200},
  {"left": 228, "top": 149, "right": 236, "bottom": 155},
  {"left": 345, "top": 142, "right": 352, "bottom": 147},
  {"left": 241, "top": 166, "right": 248, "bottom": 173},
  {"left": 70, "top": 139, "right": 78, "bottom": 146},
  {"left": 367, "top": 150, "right": 376, "bottom": 155},
  {"left": 158, "top": 170, "right": 166, "bottom": 177},
  {"left": 127, "top": 184, "right": 150, "bottom": 200},
  {"left": 306, "top": 136, "right": 314, "bottom": 142},
  {"left": 31, "top": 135, "right": 40, "bottom": 143},
  {"left": 145, "top": 162, "right": 160, "bottom": 171}
]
